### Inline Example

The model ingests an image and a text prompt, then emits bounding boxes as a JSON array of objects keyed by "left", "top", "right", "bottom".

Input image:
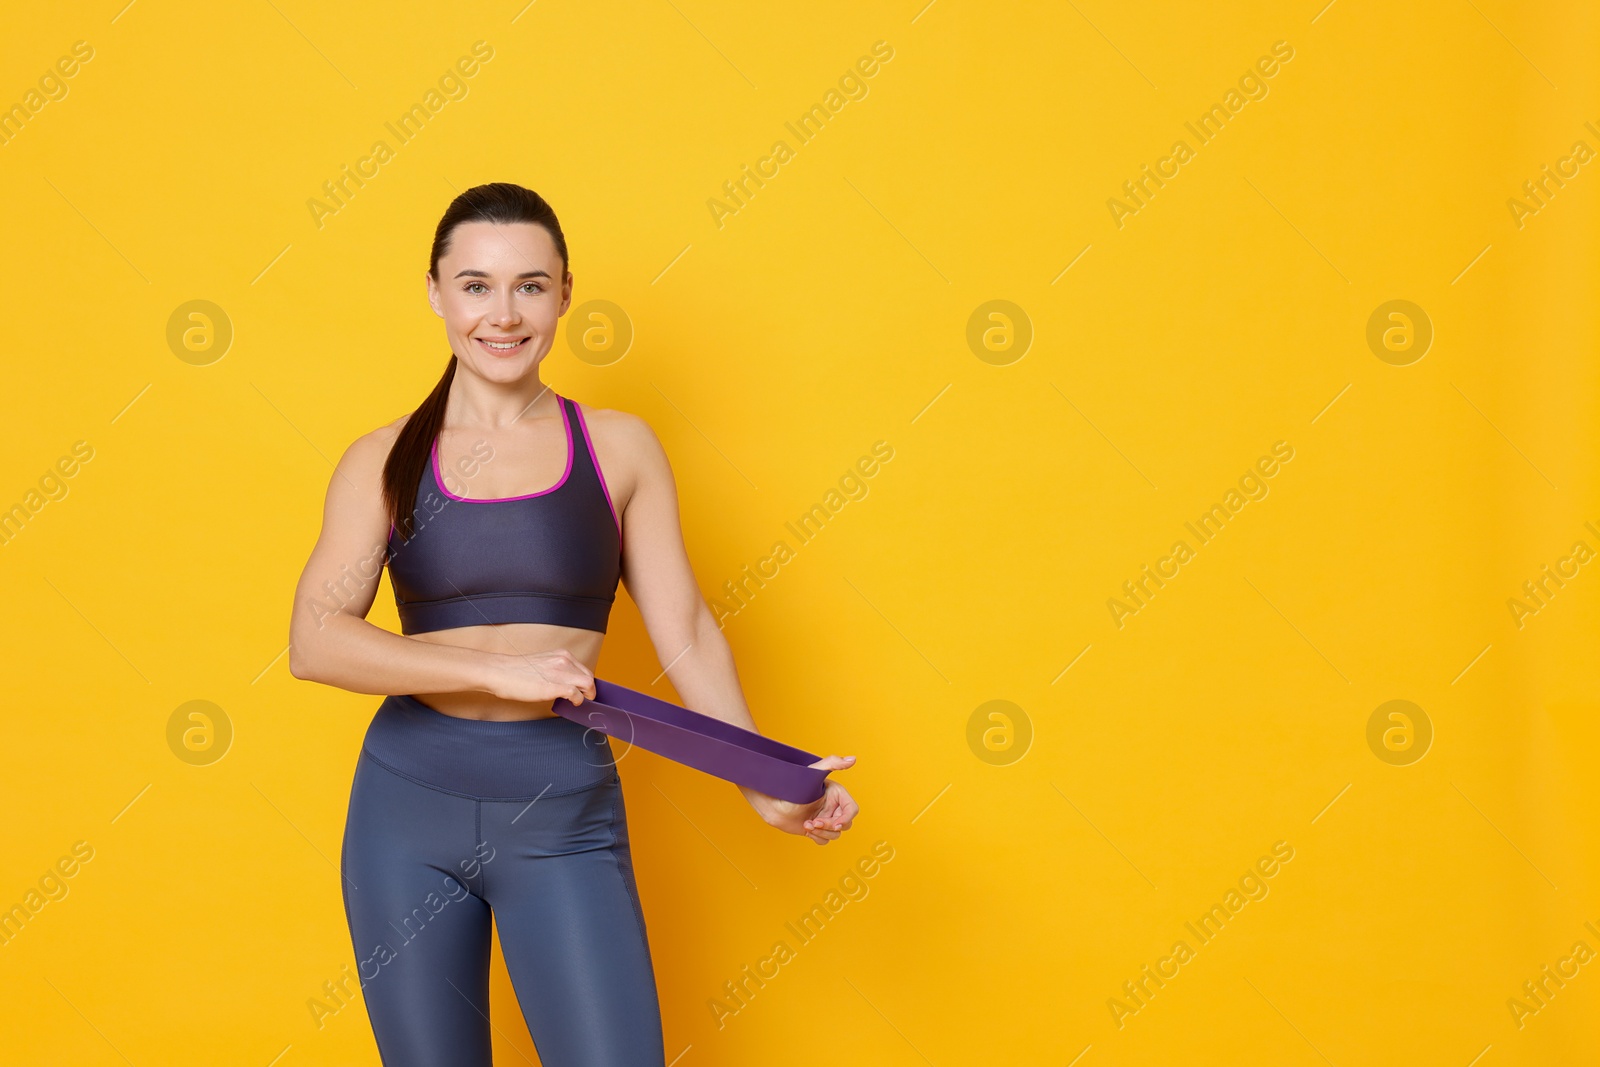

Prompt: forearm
[
  {"left": 659, "top": 609, "right": 780, "bottom": 809},
  {"left": 289, "top": 610, "right": 503, "bottom": 697},
  {"left": 656, "top": 604, "right": 758, "bottom": 733},
  {"left": 657, "top": 608, "right": 812, "bottom": 813}
]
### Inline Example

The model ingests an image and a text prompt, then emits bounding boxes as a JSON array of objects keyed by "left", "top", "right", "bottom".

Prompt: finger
[
  {"left": 809, "top": 754, "right": 858, "bottom": 771},
  {"left": 823, "top": 798, "right": 847, "bottom": 825}
]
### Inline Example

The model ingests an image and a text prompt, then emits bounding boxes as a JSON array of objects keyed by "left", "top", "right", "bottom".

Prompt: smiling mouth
[{"left": 476, "top": 337, "right": 529, "bottom": 353}]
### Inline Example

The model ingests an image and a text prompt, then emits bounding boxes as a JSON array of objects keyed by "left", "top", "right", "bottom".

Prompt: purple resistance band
[{"left": 550, "top": 679, "right": 830, "bottom": 804}]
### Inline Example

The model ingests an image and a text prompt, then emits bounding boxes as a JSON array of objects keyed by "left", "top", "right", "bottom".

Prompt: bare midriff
[{"left": 407, "top": 621, "right": 606, "bottom": 721}]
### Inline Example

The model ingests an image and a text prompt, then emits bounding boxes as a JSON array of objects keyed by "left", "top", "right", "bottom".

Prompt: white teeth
[{"left": 481, "top": 339, "right": 523, "bottom": 349}]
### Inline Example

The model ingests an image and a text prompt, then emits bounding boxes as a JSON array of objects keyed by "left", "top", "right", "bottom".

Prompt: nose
[{"left": 489, "top": 290, "right": 521, "bottom": 327}]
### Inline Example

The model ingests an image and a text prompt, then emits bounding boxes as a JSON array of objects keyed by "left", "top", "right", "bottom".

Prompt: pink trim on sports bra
[
  {"left": 571, "top": 401, "right": 621, "bottom": 537},
  {"left": 430, "top": 395, "right": 575, "bottom": 503}
]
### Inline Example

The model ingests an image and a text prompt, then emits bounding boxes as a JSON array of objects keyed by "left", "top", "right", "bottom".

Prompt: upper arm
[
  {"left": 287, "top": 421, "right": 400, "bottom": 666},
  {"left": 610, "top": 412, "right": 705, "bottom": 643}
]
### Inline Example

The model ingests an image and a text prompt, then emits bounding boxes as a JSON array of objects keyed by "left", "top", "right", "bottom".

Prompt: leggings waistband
[{"left": 360, "top": 694, "right": 618, "bottom": 800}]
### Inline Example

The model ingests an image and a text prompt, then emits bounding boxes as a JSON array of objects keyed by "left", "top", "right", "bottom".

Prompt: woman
[{"left": 287, "top": 182, "right": 860, "bottom": 1066}]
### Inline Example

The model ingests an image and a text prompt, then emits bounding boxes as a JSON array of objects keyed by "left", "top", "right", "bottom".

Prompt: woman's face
[{"left": 426, "top": 220, "right": 572, "bottom": 384}]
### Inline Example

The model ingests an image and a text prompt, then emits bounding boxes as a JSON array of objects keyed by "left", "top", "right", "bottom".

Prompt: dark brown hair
[{"left": 382, "top": 183, "right": 569, "bottom": 540}]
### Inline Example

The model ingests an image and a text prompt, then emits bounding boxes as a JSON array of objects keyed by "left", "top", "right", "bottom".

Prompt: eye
[
  {"left": 520, "top": 282, "right": 542, "bottom": 294},
  {"left": 465, "top": 282, "right": 487, "bottom": 294}
]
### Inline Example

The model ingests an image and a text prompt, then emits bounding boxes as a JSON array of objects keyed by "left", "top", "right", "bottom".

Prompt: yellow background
[{"left": 2, "top": 1, "right": 1597, "bottom": 1063}]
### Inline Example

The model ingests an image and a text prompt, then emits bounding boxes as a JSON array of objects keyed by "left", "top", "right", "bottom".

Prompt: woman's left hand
[{"left": 741, "top": 755, "right": 860, "bottom": 845}]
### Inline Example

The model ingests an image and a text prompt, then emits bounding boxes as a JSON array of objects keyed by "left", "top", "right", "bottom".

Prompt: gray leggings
[{"left": 340, "top": 694, "right": 665, "bottom": 1066}]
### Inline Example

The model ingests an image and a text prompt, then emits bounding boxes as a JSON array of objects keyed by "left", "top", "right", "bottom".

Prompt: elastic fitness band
[{"left": 550, "top": 680, "right": 830, "bottom": 804}]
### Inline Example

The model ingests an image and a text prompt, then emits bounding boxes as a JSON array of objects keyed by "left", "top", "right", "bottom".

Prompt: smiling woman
[{"left": 285, "top": 182, "right": 859, "bottom": 1065}]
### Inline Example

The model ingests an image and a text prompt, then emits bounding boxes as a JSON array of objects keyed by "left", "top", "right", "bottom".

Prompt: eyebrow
[{"left": 453, "top": 269, "right": 554, "bottom": 280}]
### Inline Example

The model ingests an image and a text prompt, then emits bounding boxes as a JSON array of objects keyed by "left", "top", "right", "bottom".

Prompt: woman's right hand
[{"left": 485, "top": 648, "right": 597, "bottom": 706}]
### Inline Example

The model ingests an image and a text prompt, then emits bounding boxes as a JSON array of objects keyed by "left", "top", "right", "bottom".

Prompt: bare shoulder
[
  {"left": 315, "top": 414, "right": 414, "bottom": 521},
  {"left": 575, "top": 402, "right": 659, "bottom": 452},
  {"left": 571, "top": 402, "right": 669, "bottom": 508},
  {"left": 336, "top": 413, "right": 412, "bottom": 478}
]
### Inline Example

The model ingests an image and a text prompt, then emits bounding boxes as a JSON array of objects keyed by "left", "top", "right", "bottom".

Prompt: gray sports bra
[{"left": 386, "top": 394, "right": 622, "bottom": 634}]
